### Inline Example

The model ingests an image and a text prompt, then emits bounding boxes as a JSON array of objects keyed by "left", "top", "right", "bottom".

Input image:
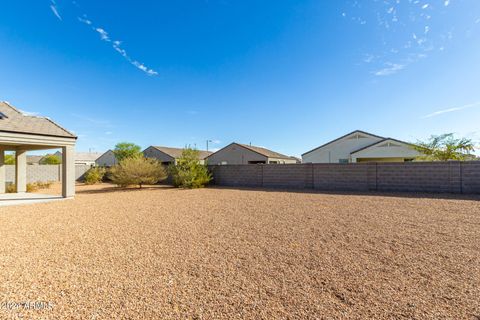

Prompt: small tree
[
  {"left": 4, "top": 154, "right": 15, "bottom": 164},
  {"left": 414, "top": 133, "right": 476, "bottom": 161},
  {"left": 113, "top": 142, "right": 142, "bottom": 162},
  {"left": 84, "top": 167, "right": 106, "bottom": 185},
  {"left": 40, "top": 154, "right": 62, "bottom": 165},
  {"left": 109, "top": 156, "right": 166, "bottom": 188},
  {"left": 169, "top": 148, "right": 212, "bottom": 188}
]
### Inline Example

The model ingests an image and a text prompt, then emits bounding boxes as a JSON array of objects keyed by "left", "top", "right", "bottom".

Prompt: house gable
[
  {"left": 143, "top": 146, "right": 176, "bottom": 163},
  {"left": 302, "top": 130, "right": 384, "bottom": 163},
  {"left": 350, "top": 138, "right": 421, "bottom": 160}
]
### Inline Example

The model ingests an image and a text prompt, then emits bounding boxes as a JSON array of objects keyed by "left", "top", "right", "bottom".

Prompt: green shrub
[
  {"left": 84, "top": 167, "right": 106, "bottom": 185},
  {"left": 40, "top": 154, "right": 61, "bottom": 165},
  {"left": 169, "top": 148, "right": 212, "bottom": 188},
  {"left": 109, "top": 157, "right": 166, "bottom": 188},
  {"left": 113, "top": 142, "right": 143, "bottom": 162}
]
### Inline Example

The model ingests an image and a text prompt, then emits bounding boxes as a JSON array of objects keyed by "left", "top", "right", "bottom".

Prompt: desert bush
[
  {"left": 6, "top": 183, "right": 15, "bottom": 193},
  {"left": 109, "top": 156, "right": 166, "bottom": 188},
  {"left": 169, "top": 148, "right": 211, "bottom": 188},
  {"left": 6, "top": 183, "right": 38, "bottom": 193},
  {"left": 27, "top": 183, "right": 39, "bottom": 192},
  {"left": 35, "top": 181, "right": 54, "bottom": 189},
  {"left": 84, "top": 167, "right": 106, "bottom": 185}
]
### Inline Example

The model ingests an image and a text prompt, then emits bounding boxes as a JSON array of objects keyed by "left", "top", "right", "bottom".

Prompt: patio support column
[
  {"left": 15, "top": 149, "right": 27, "bottom": 193},
  {"left": 0, "top": 149, "right": 5, "bottom": 194},
  {"left": 62, "top": 145, "right": 75, "bottom": 198}
]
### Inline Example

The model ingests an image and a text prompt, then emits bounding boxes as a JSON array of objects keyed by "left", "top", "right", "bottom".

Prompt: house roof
[
  {"left": 302, "top": 130, "right": 385, "bottom": 156},
  {"left": 350, "top": 138, "right": 416, "bottom": 155},
  {"left": 150, "top": 146, "right": 213, "bottom": 160},
  {"left": 27, "top": 155, "right": 44, "bottom": 164},
  {"left": 0, "top": 101, "right": 76, "bottom": 139},
  {"left": 206, "top": 142, "right": 292, "bottom": 160},
  {"left": 236, "top": 143, "right": 292, "bottom": 160},
  {"left": 75, "top": 152, "right": 103, "bottom": 162}
]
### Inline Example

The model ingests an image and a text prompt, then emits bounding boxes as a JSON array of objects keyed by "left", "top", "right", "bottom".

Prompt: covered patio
[{"left": 0, "top": 101, "right": 77, "bottom": 201}]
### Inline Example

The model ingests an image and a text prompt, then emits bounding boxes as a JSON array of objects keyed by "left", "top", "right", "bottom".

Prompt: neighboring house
[
  {"left": 302, "top": 130, "right": 422, "bottom": 163},
  {"left": 206, "top": 143, "right": 298, "bottom": 165},
  {"left": 143, "top": 146, "right": 212, "bottom": 165},
  {"left": 289, "top": 156, "right": 302, "bottom": 164},
  {"left": 27, "top": 155, "right": 44, "bottom": 165},
  {"left": 95, "top": 150, "right": 118, "bottom": 167},
  {"left": 54, "top": 151, "right": 102, "bottom": 166}
]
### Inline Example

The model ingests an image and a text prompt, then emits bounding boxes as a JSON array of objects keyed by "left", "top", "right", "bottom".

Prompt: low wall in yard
[
  {"left": 5, "top": 164, "right": 91, "bottom": 183},
  {"left": 209, "top": 161, "right": 480, "bottom": 194}
]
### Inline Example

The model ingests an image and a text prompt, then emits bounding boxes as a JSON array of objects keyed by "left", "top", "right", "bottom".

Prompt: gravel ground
[{"left": 0, "top": 184, "right": 479, "bottom": 319}]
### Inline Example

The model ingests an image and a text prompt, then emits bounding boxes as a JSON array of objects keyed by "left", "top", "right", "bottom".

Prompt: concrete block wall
[
  {"left": 462, "top": 161, "right": 480, "bottom": 194},
  {"left": 209, "top": 161, "right": 480, "bottom": 194},
  {"left": 5, "top": 164, "right": 91, "bottom": 183},
  {"left": 313, "top": 163, "right": 374, "bottom": 191}
]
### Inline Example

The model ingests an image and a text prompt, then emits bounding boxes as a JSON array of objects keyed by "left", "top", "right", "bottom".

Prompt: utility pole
[{"left": 206, "top": 140, "right": 213, "bottom": 152}]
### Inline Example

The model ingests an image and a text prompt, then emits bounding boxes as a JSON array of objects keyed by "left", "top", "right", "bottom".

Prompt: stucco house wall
[{"left": 95, "top": 150, "right": 118, "bottom": 167}]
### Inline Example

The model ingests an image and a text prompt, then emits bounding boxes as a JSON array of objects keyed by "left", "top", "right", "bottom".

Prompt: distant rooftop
[
  {"left": 151, "top": 146, "right": 212, "bottom": 160},
  {"left": 236, "top": 143, "right": 292, "bottom": 160},
  {"left": 0, "top": 101, "right": 76, "bottom": 139}
]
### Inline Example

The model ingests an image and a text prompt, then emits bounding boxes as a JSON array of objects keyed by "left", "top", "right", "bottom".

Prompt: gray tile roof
[
  {"left": 75, "top": 152, "right": 103, "bottom": 162},
  {"left": 152, "top": 146, "right": 212, "bottom": 160},
  {"left": 0, "top": 101, "right": 76, "bottom": 138}
]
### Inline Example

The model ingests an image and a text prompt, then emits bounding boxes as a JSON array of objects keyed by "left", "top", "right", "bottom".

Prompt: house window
[
  {"left": 220, "top": 161, "right": 228, "bottom": 165},
  {"left": 338, "top": 159, "right": 349, "bottom": 164},
  {"left": 269, "top": 161, "right": 279, "bottom": 164}
]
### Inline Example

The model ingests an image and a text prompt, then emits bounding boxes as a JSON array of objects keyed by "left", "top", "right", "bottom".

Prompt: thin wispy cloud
[
  {"left": 422, "top": 102, "right": 480, "bottom": 118},
  {"left": 344, "top": 0, "right": 478, "bottom": 76},
  {"left": 50, "top": 0, "right": 62, "bottom": 20},
  {"left": 78, "top": 15, "right": 158, "bottom": 76},
  {"left": 373, "top": 62, "right": 406, "bottom": 76}
]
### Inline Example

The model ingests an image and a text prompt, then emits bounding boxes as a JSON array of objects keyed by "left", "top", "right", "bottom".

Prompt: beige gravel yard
[{"left": 0, "top": 184, "right": 479, "bottom": 319}]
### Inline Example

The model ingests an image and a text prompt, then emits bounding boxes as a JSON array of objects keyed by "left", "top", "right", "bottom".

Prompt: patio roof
[{"left": 0, "top": 101, "right": 76, "bottom": 139}]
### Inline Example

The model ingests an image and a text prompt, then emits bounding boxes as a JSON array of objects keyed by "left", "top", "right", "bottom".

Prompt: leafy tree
[
  {"left": 4, "top": 154, "right": 15, "bottom": 164},
  {"left": 109, "top": 156, "right": 166, "bottom": 188},
  {"left": 169, "top": 148, "right": 212, "bottom": 188},
  {"left": 414, "top": 133, "right": 476, "bottom": 161},
  {"left": 84, "top": 167, "right": 106, "bottom": 185},
  {"left": 113, "top": 142, "right": 142, "bottom": 162},
  {"left": 40, "top": 154, "right": 62, "bottom": 165}
]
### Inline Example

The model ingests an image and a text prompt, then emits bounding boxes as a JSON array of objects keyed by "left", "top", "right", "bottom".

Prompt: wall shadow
[{"left": 207, "top": 185, "right": 480, "bottom": 201}]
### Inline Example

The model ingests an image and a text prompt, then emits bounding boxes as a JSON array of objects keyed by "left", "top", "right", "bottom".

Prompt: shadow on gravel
[
  {"left": 207, "top": 185, "right": 480, "bottom": 201},
  {"left": 76, "top": 184, "right": 175, "bottom": 195}
]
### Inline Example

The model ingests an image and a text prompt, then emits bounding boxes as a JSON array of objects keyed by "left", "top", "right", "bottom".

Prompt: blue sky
[{"left": 1, "top": 0, "right": 479, "bottom": 156}]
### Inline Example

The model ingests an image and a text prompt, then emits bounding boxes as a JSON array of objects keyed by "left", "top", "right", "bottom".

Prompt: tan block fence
[
  {"left": 209, "top": 162, "right": 480, "bottom": 194},
  {"left": 5, "top": 164, "right": 91, "bottom": 184}
]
